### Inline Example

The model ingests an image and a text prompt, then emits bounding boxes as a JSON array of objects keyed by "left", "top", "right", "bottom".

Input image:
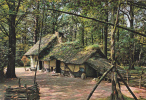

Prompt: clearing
[{"left": 0, "top": 68, "right": 145, "bottom": 100}]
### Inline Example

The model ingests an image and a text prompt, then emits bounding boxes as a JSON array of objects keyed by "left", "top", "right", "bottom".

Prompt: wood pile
[{"left": 4, "top": 83, "right": 40, "bottom": 100}]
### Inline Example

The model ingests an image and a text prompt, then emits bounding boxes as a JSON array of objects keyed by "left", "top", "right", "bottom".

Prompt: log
[{"left": 4, "top": 84, "right": 40, "bottom": 100}]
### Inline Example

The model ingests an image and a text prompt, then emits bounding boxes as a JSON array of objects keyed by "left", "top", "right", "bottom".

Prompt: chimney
[{"left": 55, "top": 31, "right": 64, "bottom": 44}]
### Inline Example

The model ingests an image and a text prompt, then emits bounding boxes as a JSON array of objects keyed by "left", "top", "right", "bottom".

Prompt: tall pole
[{"left": 34, "top": 0, "right": 45, "bottom": 84}]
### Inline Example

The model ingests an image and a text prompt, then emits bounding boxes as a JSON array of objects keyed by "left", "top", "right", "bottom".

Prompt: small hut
[
  {"left": 24, "top": 32, "right": 112, "bottom": 78},
  {"left": 40, "top": 42, "right": 111, "bottom": 77},
  {"left": 24, "top": 32, "right": 65, "bottom": 70}
]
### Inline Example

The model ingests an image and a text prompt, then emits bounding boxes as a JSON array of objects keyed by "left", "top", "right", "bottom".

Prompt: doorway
[
  {"left": 39, "top": 61, "right": 43, "bottom": 70},
  {"left": 56, "top": 60, "right": 61, "bottom": 73}
]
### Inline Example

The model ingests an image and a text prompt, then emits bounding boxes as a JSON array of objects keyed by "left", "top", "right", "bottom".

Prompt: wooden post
[
  {"left": 126, "top": 69, "right": 129, "bottom": 85},
  {"left": 24, "top": 84, "right": 27, "bottom": 88},
  {"left": 24, "top": 63, "right": 26, "bottom": 71},
  {"left": 24, "top": 84, "right": 28, "bottom": 98},
  {"left": 34, "top": 61, "right": 38, "bottom": 84},
  {"left": 139, "top": 69, "right": 144, "bottom": 88},
  {"left": 18, "top": 78, "right": 21, "bottom": 87}
]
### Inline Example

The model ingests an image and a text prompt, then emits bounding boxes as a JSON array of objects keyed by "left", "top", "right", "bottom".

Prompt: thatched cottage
[{"left": 24, "top": 32, "right": 111, "bottom": 78}]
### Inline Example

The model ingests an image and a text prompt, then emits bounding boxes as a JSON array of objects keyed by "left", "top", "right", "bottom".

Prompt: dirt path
[{"left": 0, "top": 68, "right": 146, "bottom": 100}]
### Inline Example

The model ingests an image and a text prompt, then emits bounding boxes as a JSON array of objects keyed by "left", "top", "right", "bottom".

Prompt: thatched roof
[
  {"left": 41, "top": 42, "right": 104, "bottom": 65},
  {"left": 86, "top": 56, "right": 111, "bottom": 74},
  {"left": 86, "top": 56, "right": 126, "bottom": 75},
  {"left": 41, "top": 41, "right": 114, "bottom": 73},
  {"left": 24, "top": 34, "right": 57, "bottom": 56}
]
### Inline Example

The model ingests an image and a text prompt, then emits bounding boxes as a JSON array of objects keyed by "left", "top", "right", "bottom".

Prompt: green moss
[
  {"left": 41, "top": 42, "right": 101, "bottom": 64},
  {"left": 25, "top": 34, "right": 57, "bottom": 56},
  {"left": 85, "top": 44, "right": 99, "bottom": 50},
  {"left": 63, "top": 40, "right": 79, "bottom": 45}
]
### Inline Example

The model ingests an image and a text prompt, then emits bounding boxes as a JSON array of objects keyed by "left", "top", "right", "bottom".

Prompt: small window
[{"left": 80, "top": 68, "right": 84, "bottom": 72}]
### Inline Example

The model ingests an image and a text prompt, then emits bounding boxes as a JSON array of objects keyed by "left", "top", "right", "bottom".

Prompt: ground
[{"left": 0, "top": 68, "right": 146, "bottom": 100}]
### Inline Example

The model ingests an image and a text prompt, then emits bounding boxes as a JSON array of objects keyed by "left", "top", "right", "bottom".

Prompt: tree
[
  {"left": 5, "top": 0, "right": 21, "bottom": 78},
  {"left": 103, "top": 0, "right": 108, "bottom": 58},
  {"left": 110, "top": 1, "right": 124, "bottom": 99},
  {"left": 0, "top": 1, "right": 145, "bottom": 99},
  {"left": 34, "top": 1, "right": 40, "bottom": 43},
  {"left": 128, "top": 1, "right": 135, "bottom": 69},
  {"left": 45, "top": 1, "right": 63, "bottom": 34},
  {"left": 0, "top": 34, "right": 8, "bottom": 80},
  {"left": 0, "top": 0, "right": 27, "bottom": 78}
]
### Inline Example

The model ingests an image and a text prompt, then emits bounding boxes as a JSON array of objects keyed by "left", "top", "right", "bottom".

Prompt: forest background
[{"left": 0, "top": 0, "right": 145, "bottom": 79}]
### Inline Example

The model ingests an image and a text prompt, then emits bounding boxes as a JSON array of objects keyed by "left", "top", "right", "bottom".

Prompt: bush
[{"left": 0, "top": 54, "right": 7, "bottom": 80}]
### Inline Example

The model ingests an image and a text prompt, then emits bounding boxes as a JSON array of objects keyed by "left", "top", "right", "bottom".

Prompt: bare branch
[
  {"left": 16, "top": 0, "right": 21, "bottom": 13},
  {"left": 0, "top": 24, "right": 9, "bottom": 36},
  {"left": 120, "top": 10, "right": 131, "bottom": 21},
  {"left": 128, "top": 1, "right": 146, "bottom": 9},
  {"left": 121, "top": 2, "right": 146, "bottom": 9},
  {"left": 15, "top": 13, "right": 27, "bottom": 26}
]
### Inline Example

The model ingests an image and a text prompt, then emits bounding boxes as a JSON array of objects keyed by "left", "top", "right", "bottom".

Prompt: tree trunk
[
  {"left": 110, "top": 1, "right": 124, "bottom": 99},
  {"left": 0, "top": 50, "right": 5, "bottom": 80},
  {"left": 129, "top": 1, "right": 135, "bottom": 69},
  {"left": 90, "top": 33, "right": 93, "bottom": 45},
  {"left": 5, "top": 0, "right": 21, "bottom": 78},
  {"left": 75, "top": 23, "right": 77, "bottom": 40},
  {"left": 6, "top": 14, "right": 16, "bottom": 78},
  {"left": 101, "top": 28, "right": 103, "bottom": 43},
  {"left": 86, "top": 32, "right": 88, "bottom": 46},
  {"left": 80, "top": 23, "right": 84, "bottom": 46},
  {"left": 0, "top": 68, "right": 4, "bottom": 81},
  {"left": 52, "top": 2, "right": 55, "bottom": 34},
  {"left": 34, "top": 1, "right": 40, "bottom": 44},
  {"left": 103, "top": 0, "right": 108, "bottom": 58},
  {"left": 110, "top": 66, "right": 124, "bottom": 100},
  {"left": 111, "top": 7, "right": 115, "bottom": 63}
]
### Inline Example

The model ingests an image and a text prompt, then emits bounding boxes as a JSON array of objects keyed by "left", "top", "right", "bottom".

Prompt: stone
[{"left": 81, "top": 73, "right": 86, "bottom": 80}]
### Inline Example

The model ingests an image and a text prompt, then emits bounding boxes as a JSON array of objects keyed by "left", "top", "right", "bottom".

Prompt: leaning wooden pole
[
  {"left": 34, "top": 27, "right": 41, "bottom": 84},
  {"left": 87, "top": 65, "right": 114, "bottom": 100},
  {"left": 116, "top": 70, "right": 138, "bottom": 100},
  {"left": 34, "top": 36, "right": 41, "bottom": 84},
  {"left": 34, "top": 61, "right": 39, "bottom": 84},
  {"left": 34, "top": 0, "right": 45, "bottom": 84},
  {"left": 45, "top": 9, "right": 145, "bottom": 37}
]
